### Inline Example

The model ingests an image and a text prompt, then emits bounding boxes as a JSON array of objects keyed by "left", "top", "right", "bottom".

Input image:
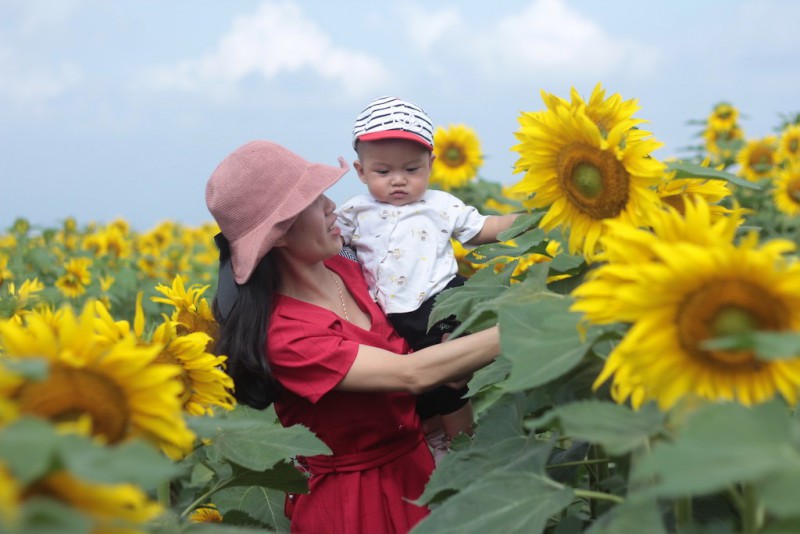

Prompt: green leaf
[
  {"left": 412, "top": 471, "right": 573, "bottom": 534},
  {"left": 467, "top": 357, "right": 511, "bottom": 394},
  {"left": 202, "top": 406, "right": 330, "bottom": 471},
  {"left": 0, "top": 358, "right": 49, "bottom": 380},
  {"left": 499, "top": 299, "right": 601, "bottom": 392},
  {"left": 218, "top": 461, "right": 309, "bottom": 494},
  {"left": 466, "top": 228, "right": 547, "bottom": 263},
  {"left": 59, "top": 435, "right": 181, "bottom": 489},
  {"left": 633, "top": 401, "right": 800, "bottom": 498},
  {"left": 16, "top": 497, "right": 91, "bottom": 534},
  {"left": 428, "top": 266, "right": 508, "bottom": 329},
  {"left": 212, "top": 486, "right": 290, "bottom": 532},
  {"left": 0, "top": 417, "right": 58, "bottom": 484},
  {"left": 757, "top": 465, "right": 800, "bottom": 518},
  {"left": 702, "top": 330, "right": 800, "bottom": 361},
  {"left": 586, "top": 499, "right": 666, "bottom": 534},
  {"left": 552, "top": 401, "right": 665, "bottom": 456},
  {"left": 497, "top": 212, "right": 544, "bottom": 241},
  {"left": 666, "top": 160, "right": 760, "bottom": 190}
]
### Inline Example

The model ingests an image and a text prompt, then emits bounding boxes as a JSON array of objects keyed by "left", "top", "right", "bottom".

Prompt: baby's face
[{"left": 354, "top": 139, "right": 434, "bottom": 206}]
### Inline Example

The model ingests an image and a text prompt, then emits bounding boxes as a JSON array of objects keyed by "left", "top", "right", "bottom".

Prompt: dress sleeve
[{"left": 268, "top": 313, "right": 359, "bottom": 404}]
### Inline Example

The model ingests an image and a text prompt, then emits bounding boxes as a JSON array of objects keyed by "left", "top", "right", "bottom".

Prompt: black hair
[{"left": 212, "top": 252, "right": 282, "bottom": 409}]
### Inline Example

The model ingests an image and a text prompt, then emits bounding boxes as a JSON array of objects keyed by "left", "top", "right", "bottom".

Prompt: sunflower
[
  {"left": 707, "top": 102, "right": 739, "bottom": 132},
  {"left": 542, "top": 83, "right": 644, "bottom": 135},
  {"left": 778, "top": 124, "right": 800, "bottom": 163},
  {"left": 55, "top": 257, "right": 92, "bottom": 298},
  {"left": 4, "top": 278, "right": 45, "bottom": 323},
  {"left": 30, "top": 470, "right": 162, "bottom": 531},
  {"left": 0, "top": 254, "right": 12, "bottom": 286},
  {"left": 190, "top": 505, "right": 223, "bottom": 523},
  {"left": 430, "top": 124, "right": 484, "bottom": 190},
  {"left": 510, "top": 93, "right": 664, "bottom": 261},
  {"left": 737, "top": 136, "right": 778, "bottom": 182},
  {"left": 573, "top": 199, "right": 800, "bottom": 410},
  {"left": 0, "top": 302, "right": 195, "bottom": 458},
  {"left": 150, "top": 320, "right": 235, "bottom": 417},
  {"left": 573, "top": 197, "right": 746, "bottom": 325},
  {"left": 773, "top": 162, "right": 800, "bottom": 216},
  {"left": 97, "top": 294, "right": 233, "bottom": 417},
  {"left": 153, "top": 275, "right": 218, "bottom": 348},
  {"left": 655, "top": 167, "right": 740, "bottom": 221},
  {"left": 703, "top": 124, "right": 744, "bottom": 161}
]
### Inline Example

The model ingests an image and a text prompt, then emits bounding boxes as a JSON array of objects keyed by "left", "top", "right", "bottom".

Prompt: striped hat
[{"left": 352, "top": 96, "right": 434, "bottom": 150}]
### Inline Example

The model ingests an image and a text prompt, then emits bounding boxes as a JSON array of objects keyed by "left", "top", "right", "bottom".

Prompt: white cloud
[
  {"left": 0, "top": 47, "right": 81, "bottom": 108},
  {"left": 402, "top": 4, "right": 462, "bottom": 53},
  {"left": 143, "top": 1, "right": 390, "bottom": 98},
  {"left": 402, "top": 0, "right": 659, "bottom": 82}
]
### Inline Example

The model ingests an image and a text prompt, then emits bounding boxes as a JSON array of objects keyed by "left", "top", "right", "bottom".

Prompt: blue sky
[{"left": 2, "top": 0, "right": 798, "bottom": 231}]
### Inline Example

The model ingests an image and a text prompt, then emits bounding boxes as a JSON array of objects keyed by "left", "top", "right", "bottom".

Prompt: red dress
[{"left": 268, "top": 254, "right": 434, "bottom": 534}]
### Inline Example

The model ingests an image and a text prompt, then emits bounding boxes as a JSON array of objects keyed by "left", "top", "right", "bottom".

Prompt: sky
[{"left": 2, "top": 0, "right": 798, "bottom": 232}]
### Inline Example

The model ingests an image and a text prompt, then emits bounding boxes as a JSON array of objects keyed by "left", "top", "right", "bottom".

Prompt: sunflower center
[
  {"left": 749, "top": 148, "right": 775, "bottom": 174},
  {"left": 660, "top": 194, "right": 686, "bottom": 215},
  {"left": 677, "top": 280, "right": 788, "bottom": 369},
  {"left": 442, "top": 145, "right": 467, "bottom": 168},
  {"left": 788, "top": 179, "right": 800, "bottom": 203},
  {"left": 557, "top": 143, "right": 630, "bottom": 219},
  {"left": 16, "top": 365, "right": 130, "bottom": 442}
]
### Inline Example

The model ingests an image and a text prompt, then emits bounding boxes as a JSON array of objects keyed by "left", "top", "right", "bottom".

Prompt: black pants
[{"left": 389, "top": 275, "right": 469, "bottom": 420}]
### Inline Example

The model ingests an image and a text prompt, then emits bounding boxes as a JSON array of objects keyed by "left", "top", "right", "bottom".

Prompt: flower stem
[
  {"left": 741, "top": 484, "right": 764, "bottom": 534},
  {"left": 573, "top": 489, "right": 624, "bottom": 505},
  {"left": 157, "top": 481, "right": 172, "bottom": 508},
  {"left": 674, "top": 496, "right": 692, "bottom": 529}
]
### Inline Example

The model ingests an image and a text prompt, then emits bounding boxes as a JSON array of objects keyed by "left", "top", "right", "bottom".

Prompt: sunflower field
[{"left": 2, "top": 84, "right": 800, "bottom": 533}]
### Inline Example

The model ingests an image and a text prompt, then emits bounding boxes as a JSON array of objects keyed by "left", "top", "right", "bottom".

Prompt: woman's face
[{"left": 277, "top": 194, "right": 342, "bottom": 261}]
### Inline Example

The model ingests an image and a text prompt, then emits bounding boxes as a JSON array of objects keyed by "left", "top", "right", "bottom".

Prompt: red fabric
[{"left": 268, "top": 255, "right": 434, "bottom": 534}]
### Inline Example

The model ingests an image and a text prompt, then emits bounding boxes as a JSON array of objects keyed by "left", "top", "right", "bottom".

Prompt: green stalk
[
  {"left": 741, "top": 484, "right": 764, "bottom": 534},
  {"left": 157, "top": 480, "right": 171, "bottom": 508},
  {"left": 674, "top": 496, "right": 693, "bottom": 529},
  {"left": 573, "top": 489, "right": 625, "bottom": 505},
  {"left": 180, "top": 481, "right": 225, "bottom": 519}
]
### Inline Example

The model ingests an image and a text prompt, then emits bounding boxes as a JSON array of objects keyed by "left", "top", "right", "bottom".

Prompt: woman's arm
[{"left": 336, "top": 326, "right": 500, "bottom": 394}]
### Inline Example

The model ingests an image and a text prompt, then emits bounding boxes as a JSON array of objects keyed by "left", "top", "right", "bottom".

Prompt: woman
[{"left": 206, "top": 140, "right": 501, "bottom": 533}]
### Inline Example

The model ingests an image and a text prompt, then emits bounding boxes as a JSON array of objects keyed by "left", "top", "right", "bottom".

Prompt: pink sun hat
[{"left": 206, "top": 140, "right": 349, "bottom": 284}]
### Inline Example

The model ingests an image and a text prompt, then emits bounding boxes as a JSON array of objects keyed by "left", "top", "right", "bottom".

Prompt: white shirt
[{"left": 336, "top": 190, "right": 488, "bottom": 314}]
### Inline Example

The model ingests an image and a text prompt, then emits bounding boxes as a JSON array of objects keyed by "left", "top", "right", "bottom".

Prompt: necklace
[{"left": 327, "top": 270, "right": 350, "bottom": 322}]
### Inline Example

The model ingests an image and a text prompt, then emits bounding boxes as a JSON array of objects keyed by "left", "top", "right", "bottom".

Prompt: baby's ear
[
  {"left": 353, "top": 160, "right": 367, "bottom": 183},
  {"left": 429, "top": 152, "right": 436, "bottom": 166}
]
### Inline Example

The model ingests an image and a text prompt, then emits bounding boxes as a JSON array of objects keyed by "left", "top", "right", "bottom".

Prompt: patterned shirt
[{"left": 336, "top": 190, "right": 487, "bottom": 314}]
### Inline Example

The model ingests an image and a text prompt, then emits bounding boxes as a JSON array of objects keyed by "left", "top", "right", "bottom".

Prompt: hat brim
[
  {"left": 229, "top": 157, "right": 349, "bottom": 284},
  {"left": 357, "top": 130, "right": 432, "bottom": 150}
]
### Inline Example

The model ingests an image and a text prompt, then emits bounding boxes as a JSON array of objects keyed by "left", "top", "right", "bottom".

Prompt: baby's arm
[{"left": 466, "top": 214, "right": 519, "bottom": 245}]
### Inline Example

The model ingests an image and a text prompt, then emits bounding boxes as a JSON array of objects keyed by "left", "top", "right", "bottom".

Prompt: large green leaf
[
  {"left": 702, "top": 330, "right": 800, "bottom": 361},
  {"left": 198, "top": 406, "right": 329, "bottom": 471},
  {"left": 60, "top": 435, "right": 180, "bottom": 488},
  {"left": 757, "top": 465, "right": 800, "bottom": 518},
  {"left": 466, "top": 228, "right": 547, "bottom": 263},
  {"left": 412, "top": 471, "right": 573, "bottom": 534},
  {"left": 0, "top": 417, "right": 59, "bottom": 484},
  {"left": 586, "top": 499, "right": 666, "bottom": 534},
  {"left": 212, "top": 486, "right": 290, "bottom": 532},
  {"left": 497, "top": 212, "right": 544, "bottom": 241},
  {"left": 499, "top": 298, "right": 600, "bottom": 392},
  {"left": 633, "top": 401, "right": 800, "bottom": 498},
  {"left": 428, "top": 265, "right": 509, "bottom": 329},
  {"left": 549, "top": 401, "right": 665, "bottom": 456},
  {"left": 218, "top": 461, "right": 309, "bottom": 494},
  {"left": 666, "top": 160, "right": 760, "bottom": 190},
  {"left": 16, "top": 497, "right": 91, "bottom": 534}
]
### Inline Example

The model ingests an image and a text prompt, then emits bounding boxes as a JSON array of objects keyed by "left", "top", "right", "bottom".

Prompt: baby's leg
[{"left": 440, "top": 400, "right": 474, "bottom": 439}]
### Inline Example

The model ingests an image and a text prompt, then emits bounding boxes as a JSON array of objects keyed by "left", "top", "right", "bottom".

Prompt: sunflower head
[
  {"left": 573, "top": 197, "right": 800, "bottom": 410},
  {"left": 54, "top": 257, "right": 93, "bottom": 299},
  {"left": 510, "top": 88, "right": 664, "bottom": 261},
  {"left": 737, "top": 136, "right": 778, "bottom": 182},
  {"left": 708, "top": 102, "right": 739, "bottom": 131},
  {"left": 778, "top": 124, "right": 800, "bottom": 163},
  {"left": 430, "top": 124, "right": 484, "bottom": 190},
  {"left": 773, "top": 161, "right": 800, "bottom": 216},
  {"left": 190, "top": 505, "right": 223, "bottom": 523}
]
